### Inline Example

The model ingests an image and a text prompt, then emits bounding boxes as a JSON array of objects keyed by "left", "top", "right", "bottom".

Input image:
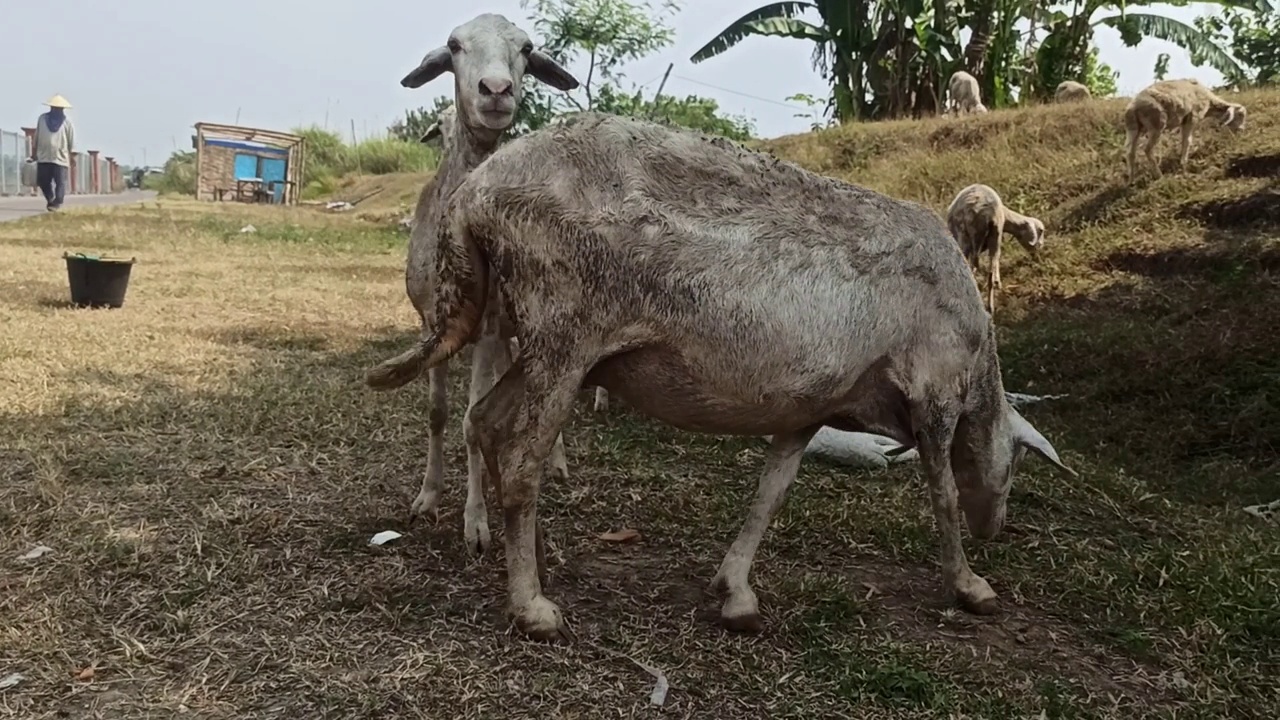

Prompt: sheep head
[
  {"left": 420, "top": 104, "right": 457, "bottom": 148},
  {"left": 400, "top": 13, "right": 579, "bottom": 139},
  {"left": 886, "top": 343, "right": 1076, "bottom": 540},
  {"left": 951, "top": 400, "right": 1075, "bottom": 539},
  {"left": 1222, "top": 103, "right": 1247, "bottom": 131},
  {"left": 1006, "top": 213, "right": 1046, "bottom": 256}
]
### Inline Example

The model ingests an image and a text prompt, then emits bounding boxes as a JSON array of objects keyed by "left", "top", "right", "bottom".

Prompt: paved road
[{"left": 0, "top": 189, "right": 157, "bottom": 223}]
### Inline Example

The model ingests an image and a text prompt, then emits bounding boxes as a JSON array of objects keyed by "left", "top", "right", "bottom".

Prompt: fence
[
  {"left": 0, "top": 130, "right": 22, "bottom": 196},
  {"left": 0, "top": 126, "right": 125, "bottom": 196}
]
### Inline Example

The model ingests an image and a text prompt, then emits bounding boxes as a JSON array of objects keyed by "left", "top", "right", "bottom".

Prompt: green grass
[{"left": 2, "top": 90, "right": 1279, "bottom": 718}]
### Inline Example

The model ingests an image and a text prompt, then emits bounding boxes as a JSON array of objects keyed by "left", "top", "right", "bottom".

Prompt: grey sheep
[
  {"left": 367, "top": 112, "right": 1075, "bottom": 642},
  {"left": 396, "top": 13, "right": 578, "bottom": 553}
]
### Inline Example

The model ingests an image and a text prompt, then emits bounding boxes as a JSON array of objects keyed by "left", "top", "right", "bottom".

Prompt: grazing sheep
[
  {"left": 366, "top": 113, "right": 1075, "bottom": 642},
  {"left": 1055, "top": 80, "right": 1091, "bottom": 103},
  {"left": 1124, "top": 78, "right": 1246, "bottom": 181},
  {"left": 396, "top": 13, "right": 579, "bottom": 554},
  {"left": 946, "top": 183, "right": 1045, "bottom": 315},
  {"left": 946, "top": 70, "right": 988, "bottom": 115}
]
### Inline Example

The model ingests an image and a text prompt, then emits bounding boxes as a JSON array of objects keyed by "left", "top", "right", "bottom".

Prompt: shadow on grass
[
  {"left": 1006, "top": 225, "right": 1279, "bottom": 506},
  {"left": 1054, "top": 183, "right": 1136, "bottom": 232}
]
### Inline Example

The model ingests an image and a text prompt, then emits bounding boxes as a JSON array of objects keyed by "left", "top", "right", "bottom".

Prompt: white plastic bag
[{"left": 20, "top": 159, "right": 37, "bottom": 187}]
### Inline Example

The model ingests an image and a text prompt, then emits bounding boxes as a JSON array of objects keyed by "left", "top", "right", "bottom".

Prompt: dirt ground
[{"left": 2, "top": 94, "right": 1278, "bottom": 719}]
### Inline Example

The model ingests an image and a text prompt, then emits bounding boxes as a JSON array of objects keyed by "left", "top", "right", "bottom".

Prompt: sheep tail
[{"left": 365, "top": 222, "right": 490, "bottom": 391}]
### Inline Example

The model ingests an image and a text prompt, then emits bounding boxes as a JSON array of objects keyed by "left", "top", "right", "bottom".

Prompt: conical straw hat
[{"left": 44, "top": 94, "right": 72, "bottom": 108}]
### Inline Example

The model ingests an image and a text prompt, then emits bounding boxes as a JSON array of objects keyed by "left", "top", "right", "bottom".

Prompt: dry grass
[{"left": 2, "top": 91, "right": 1279, "bottom": 719}]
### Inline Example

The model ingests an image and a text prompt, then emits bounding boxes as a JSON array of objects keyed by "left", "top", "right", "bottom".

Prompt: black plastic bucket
[{"left": 63, "top": 252, "right": 136, "bottom": 308}]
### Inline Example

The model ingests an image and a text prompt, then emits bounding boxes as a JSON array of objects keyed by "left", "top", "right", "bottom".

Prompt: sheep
[
  {"left": 1054, "top": 80, "right": 1091, "bottom": 103},
  {"left": 395, "top": 13, "right": 579, "bottom": 555},
  {"left": 946, "top": 183, "right": 1045, "bottom": 315},
  {"left": 1123, "top": 78, "right": 1246, "bottom": 182},
  {"left": 419, "top": 103, "right": 456, "bottom": 147},
  {"left": 945, "top": 70, "right": 988, "bottom": 116},
  {"left": 365, "top": 112, "right": 1076, "bottom": 642}
]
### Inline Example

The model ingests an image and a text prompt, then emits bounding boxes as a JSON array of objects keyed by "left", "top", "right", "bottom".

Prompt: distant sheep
[
  {"left": 1055, "top": 81, "right": 1091, "bottom": 103},
  {"left": 419, "top": 104, "right": 456, "bottom": 148},
  {"left": 946, "top": 183, "right": 1045, "bottom": 315},
  {"left": 1123, "top": 78, "right": 1246, "bottom": 182},
  {"left": 945, "top": 71, "right": 988, "bottom": 116}
]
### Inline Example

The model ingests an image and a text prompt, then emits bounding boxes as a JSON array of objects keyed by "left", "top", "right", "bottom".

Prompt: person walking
[{"left": 32, "top": 94, "right": 76, "bottom": 211}]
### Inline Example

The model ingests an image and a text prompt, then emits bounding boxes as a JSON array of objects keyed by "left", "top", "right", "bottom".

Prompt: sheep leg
[
  {"left": 409, "top": 363, "right": 449, "bottom": 523},
  {"left": 1177, "top": 119, "right": 1194, "bottom": 170},
  {"left": 1125, "top": 128, "right": 1140, "bottom": 182},
  {"left": 476, "top": 356, "right": 585, "bottom": 643},
  {"left": 593, "top": 386, "right": 609, "bottom": 413},
  {"left": 1143, "top": 120, "right": 1165, "bottom": 178},
  {"left": 710, "top": 427, "right": 817, "bottom": 632},
  {"left": 990, "top": 237, "right": 1003, "bottom": 289},
  {"left": 986, "top": 257, "right": 998, "bottom": 315},
  {"left": 496, "top": 330, "right": 569, "bottom": 480},
  {"left": 461, "top": 327, "right": 502, "bottom": 555},
  {"left": 499, "top": 335, "right": 570, "bottom": 476},
  {"left": 913, "top": 400, "right": 998, "bottom": 614}
]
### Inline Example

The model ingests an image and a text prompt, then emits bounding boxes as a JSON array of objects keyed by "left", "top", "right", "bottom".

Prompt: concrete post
[{"left": 88, "top": 150, "right": 101, "bottom": 193}]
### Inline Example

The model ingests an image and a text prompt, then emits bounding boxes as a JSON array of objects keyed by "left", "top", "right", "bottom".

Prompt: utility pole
[{"left": 647, "top": 62, "right": 674, "bottom": 120}]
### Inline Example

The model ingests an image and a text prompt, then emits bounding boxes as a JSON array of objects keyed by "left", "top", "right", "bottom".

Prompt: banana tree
[
  {"left": 688, "top": 2, "right": 875, "bottom": 120},
  {"left": 1034, "top": 0, "right": 1274, "bottom": 99}
]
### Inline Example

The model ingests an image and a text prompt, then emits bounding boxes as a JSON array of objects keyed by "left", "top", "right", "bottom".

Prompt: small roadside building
[{"left": 193, "top": 122, "right": 305, "bottom": 205}]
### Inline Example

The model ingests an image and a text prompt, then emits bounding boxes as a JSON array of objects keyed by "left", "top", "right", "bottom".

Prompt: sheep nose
[{"left": 479, "top": 77, "right": 513, "bottom": 96}]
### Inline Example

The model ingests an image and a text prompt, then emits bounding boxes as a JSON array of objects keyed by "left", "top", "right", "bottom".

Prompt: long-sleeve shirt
[{"left": 34, "top": 113, "right": 75, "bottom": 166}]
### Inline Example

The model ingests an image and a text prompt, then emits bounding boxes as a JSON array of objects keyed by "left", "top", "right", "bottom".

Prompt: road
[{"left": 0, "top": 189, "right": 157, "bottom": 223}]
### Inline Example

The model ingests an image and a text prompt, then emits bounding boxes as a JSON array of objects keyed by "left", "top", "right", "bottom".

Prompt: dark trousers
[{"left": 36, "top": 162, "right": 68, "bottom": 207}]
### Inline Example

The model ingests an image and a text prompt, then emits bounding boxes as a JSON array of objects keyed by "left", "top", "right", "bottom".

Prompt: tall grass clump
[{"left": 292, "top": 125, "right": 439, "bottom": 199}]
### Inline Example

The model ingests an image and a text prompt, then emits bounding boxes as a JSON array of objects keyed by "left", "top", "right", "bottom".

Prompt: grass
[{"left": 2, "top": 89, "right": 1278, "bottom": 718}]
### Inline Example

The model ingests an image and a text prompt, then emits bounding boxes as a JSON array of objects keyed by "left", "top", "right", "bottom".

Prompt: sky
[{"left": 2, "top": 1, "right": 1229, "bottom": 168}]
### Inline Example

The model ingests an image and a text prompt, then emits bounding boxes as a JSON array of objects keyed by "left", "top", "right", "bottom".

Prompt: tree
[
  {"left": 689, "top": 0, "right": 1272, "bottom": 120},
  {"left": 523, "top": 0, "right": 680, "bottom": 110},
  {"left": 514, "top": 0, "right": 755, "bottom": 139},
  {"left": 595, "top": 85, "right": 755, "bottom": 139},
  {"left": 1194, "top": 10, "right": 1280, "bottom": 87},
  {"left": 688, "top": 2, "right": 876, "bottom": 121}
]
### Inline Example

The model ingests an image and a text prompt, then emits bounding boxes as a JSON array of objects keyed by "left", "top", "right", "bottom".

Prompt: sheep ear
[
  {"left": 527, "top": 49, "right": 580, "bottom": 91},
  {"left": 402, "top": 46, "right": 453, "bottom": 89},
  {"left": 420, "top": 120, "right": 442, "bottom": 144}
]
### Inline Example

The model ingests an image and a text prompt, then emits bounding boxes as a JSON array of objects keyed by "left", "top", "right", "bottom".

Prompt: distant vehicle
[{"left": 126, "top": 166, "right": 161, "bottom": 189}]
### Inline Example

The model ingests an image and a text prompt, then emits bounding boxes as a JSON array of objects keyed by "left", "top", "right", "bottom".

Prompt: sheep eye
[
  {"left": 521, "top": 41, "right": 533, "bottom": 55},
  {"left": 447, "top": 38, "right": 462, "bottom": 53}
]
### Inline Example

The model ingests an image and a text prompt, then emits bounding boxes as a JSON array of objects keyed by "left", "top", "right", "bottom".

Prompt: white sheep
[
  {"left": 367, "top": 113, "right": 1075, "bottom": 641},
  {"left": 1123, "top": 78, "right": 1246, "bottom": 182},
  {"left": 396, "top": 13, "right": 578, "bottom": 554},
  {"left": 1054, "top": 80, "right": 1091, "bottom": 103},
  {"left": 946, "top": 183, "right": 1045, "bottom": 315},
  {"left": 945, "top": 70, "right": 988, "bottom": 116}
]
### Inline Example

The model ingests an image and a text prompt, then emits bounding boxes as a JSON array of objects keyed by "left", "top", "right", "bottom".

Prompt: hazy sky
[{"left": 3, "top": 1, "right": 1227, "bottom": 167}]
